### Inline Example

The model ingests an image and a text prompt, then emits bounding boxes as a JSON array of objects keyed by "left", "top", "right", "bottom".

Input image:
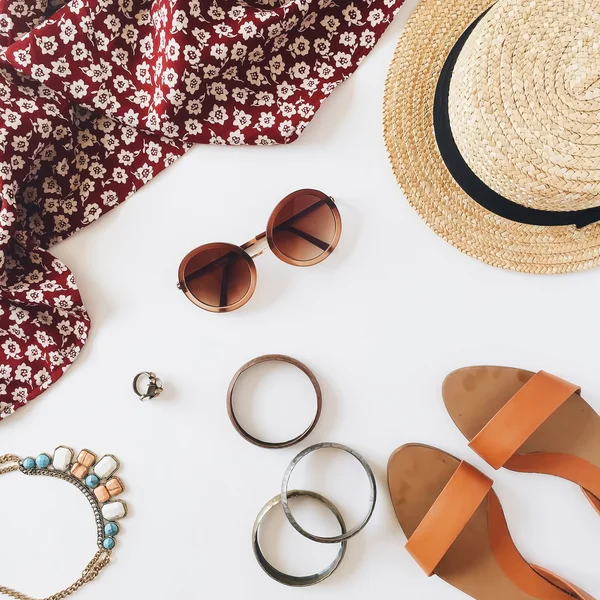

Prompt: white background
[{"left": 1, "top": 1, "right": 599, "bottom": 598}]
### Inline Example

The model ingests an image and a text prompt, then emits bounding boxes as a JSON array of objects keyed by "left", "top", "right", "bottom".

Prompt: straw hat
[{"left": 383, "top": 0, "right": 600, "bottom": 273}]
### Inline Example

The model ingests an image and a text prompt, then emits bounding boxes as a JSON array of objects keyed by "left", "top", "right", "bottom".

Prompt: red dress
[{"left": 0, "top": 0, "right": 402, "bottom": 420}]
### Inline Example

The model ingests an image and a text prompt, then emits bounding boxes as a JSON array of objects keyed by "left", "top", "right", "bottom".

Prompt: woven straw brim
[{"left": 383, "top": 0, "right": 600, "bottom": 274}]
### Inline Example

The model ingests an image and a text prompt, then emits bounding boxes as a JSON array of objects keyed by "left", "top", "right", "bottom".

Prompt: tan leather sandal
[
  {"left": 388, "top": 444, "right": 595, "bottom": 600},
  {"left": 443, "top": 367, "right": 600, "bottom": 513}
]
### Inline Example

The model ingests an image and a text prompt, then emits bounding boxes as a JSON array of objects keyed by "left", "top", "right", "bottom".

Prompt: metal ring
[
  {"left": 252, "top": 489, "right": 347, "bottom": 587},
  {"left": 281, "top": 443, "right": 377, "bottom": 544},
  {"left": 133, "top": 372, "right": 163, "bottom": 401},
  {"left": 226, "top": 354, "right": 322, "bottom": 449}
]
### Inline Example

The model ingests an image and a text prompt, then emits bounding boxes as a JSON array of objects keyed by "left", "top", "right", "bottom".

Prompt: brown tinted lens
[
  {"left": 271, "top": 192, "right": 337, "bottom": 263},
  {"left": 183, "top": 244, "right": 252, "bottom": 308}
]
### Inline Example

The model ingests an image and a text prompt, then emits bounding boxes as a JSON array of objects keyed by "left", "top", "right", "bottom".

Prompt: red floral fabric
[{"left": 0, "top": 0, "right": 402, "bottom": 421}]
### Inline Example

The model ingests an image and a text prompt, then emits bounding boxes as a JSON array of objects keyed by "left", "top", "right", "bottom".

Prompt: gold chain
[
  {"left": 0, "top": 455, "right": 111, "bottom": 600},
  {"left": 0, "top": 455, "right": 20, "bottom": 475}
]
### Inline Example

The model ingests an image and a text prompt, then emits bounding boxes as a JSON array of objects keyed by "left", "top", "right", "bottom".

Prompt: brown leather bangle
[{"left": 226, "top": 354, "right": 322, "bottom": 449}]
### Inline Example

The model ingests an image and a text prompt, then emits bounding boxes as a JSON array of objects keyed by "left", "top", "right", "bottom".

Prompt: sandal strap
[
  {"left": 488, "top": 493, "right": 592, "bottom": 600},
  {"left": 469, "top": 371, "right": 580, "bottom": 469},
  {"left": 403, "top": 456, "right": 594, "bottom": 599},
  {"left": 532, "top": 566, "right": 596, "bottom": 600},
  {"left": 506, "top": 452, "right": 600, "bottom": 507},
  {"left": 405, "top": 461, "right": 492, "bottom": 576}
]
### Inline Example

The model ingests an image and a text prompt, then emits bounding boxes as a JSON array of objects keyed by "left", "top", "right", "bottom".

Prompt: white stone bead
[
  {"left": 53, "top": 447, "right": 72, "bottom": 471},
  {"left": 94, "top": 455, "right": 118, "bottom": 479},
  {"left": 102, "top": 501, "right": 126, "bottom": 520}
]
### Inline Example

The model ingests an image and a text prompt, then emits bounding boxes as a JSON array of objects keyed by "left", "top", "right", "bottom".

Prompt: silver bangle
[
  {"left": 252, "top": 489, "right": 347, "bottom": 587},
  {"left": 280, "top": 442, "right": 377, "bottom": 544}
]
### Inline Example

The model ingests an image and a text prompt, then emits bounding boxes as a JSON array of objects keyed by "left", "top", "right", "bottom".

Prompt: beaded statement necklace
[{"left": 0, "top": 448, "right": 127, "bottom": 600}]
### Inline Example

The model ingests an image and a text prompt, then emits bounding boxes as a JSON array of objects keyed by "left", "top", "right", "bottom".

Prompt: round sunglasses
[{"left": 177, "top": 189, "right": 342, "bottom": 312}]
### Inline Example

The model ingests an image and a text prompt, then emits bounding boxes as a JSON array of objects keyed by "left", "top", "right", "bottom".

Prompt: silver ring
[
  {"left": 280, "top": 442, "right": 377, "bottom": 544},
  {"left": 252, "top": 489, "right": 347, "bottom": 587},
  {"left": 132, "top": 372, "right": 163, "bottom": 401}
]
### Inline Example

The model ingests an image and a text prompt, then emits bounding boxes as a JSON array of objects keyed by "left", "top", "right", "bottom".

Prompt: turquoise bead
[
  {"left": 35, "top": 454, "right": 50, "bottom": 468},
  {"left": 104, "top": 522, "right": 119, "bottom": 537},
  {"left": 85, "top": 474, "right": 100, "bottom": 489},
  {"left": 103, "top": 537, "right": 115, "bottom": 550},
  {"left": 23, "top": 458, "right": 35, "bottom": 470}
]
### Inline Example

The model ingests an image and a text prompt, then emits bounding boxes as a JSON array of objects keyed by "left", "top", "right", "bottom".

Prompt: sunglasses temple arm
[
  {"left": 179, "top": 235, "right": 266, "bottom": 287},
  {"left": 219, "top": 254, "right": 232, "bottom": 307},
  {"left": 276, "top": 197, "right": 329, "bottom": 228},
  {"left": 179, "top": 252, "right": 234, "bottom": 286},
  {"left": 278, "top": 225, "right": 330, "bottom": 250},
  {"left": 240, "top": 198, "right": 331, "bottom": 255}
]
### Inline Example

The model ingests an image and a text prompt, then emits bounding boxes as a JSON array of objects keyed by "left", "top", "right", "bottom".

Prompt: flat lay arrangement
[
  {"left": 1, "top": 0, "right": 599, "bottom": 597},
  {"left": 0, "top": 0, "right": 401, "bottom": 414}
]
